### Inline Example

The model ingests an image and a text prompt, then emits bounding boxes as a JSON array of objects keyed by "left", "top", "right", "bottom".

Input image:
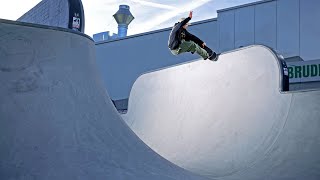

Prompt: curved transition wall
[
  {"left": 123, "top": 46, "right": 320, "bottom": 179},
  {"left": 17, "top": 0, "right": 85, "bottom": 32},
  {"left": 0, "top": 20, "right": 207, "bottom": 180}
]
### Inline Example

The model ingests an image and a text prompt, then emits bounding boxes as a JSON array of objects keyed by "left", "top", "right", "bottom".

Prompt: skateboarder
[{"left": 168, "top": 11, "right": 218, "bottom": 61}]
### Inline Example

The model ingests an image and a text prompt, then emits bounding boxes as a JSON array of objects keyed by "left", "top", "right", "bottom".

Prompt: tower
[{"left": 113, "top": 5, "right": 134, "bottom": 37}]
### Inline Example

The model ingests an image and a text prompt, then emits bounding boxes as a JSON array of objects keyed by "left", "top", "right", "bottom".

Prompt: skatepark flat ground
[{"left": 1, "top": 19, "right": 320, "bottom": 180}]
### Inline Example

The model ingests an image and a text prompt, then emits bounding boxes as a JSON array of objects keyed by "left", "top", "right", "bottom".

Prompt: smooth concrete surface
[
  {"left": 0, "top": 20, "right": 208, "bottom": 180},
  {"left": 123, "top": 46, "right": 320, "bottom": 179}
]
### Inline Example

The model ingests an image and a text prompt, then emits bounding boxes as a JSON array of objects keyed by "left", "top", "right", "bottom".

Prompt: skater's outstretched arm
[{"left": 171, "top": 11, "right": 192, "bottom": 31}]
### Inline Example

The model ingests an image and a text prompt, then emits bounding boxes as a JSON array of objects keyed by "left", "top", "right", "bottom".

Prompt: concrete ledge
[{"left": 0, "top": 18, "right": 91, "bottom": 40}]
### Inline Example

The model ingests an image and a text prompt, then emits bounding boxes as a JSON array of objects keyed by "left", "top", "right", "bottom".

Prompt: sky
[{"left": 0, "top": 0, "right": 258, "bottom": 37}]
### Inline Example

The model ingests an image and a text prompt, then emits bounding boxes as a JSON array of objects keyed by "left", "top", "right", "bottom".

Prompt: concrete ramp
[
  {"left": 123, "top": 46, "right": 320, "bottom": 179},
  {"left": 0, "top": 19, "right": 208, "bottom": 180}
]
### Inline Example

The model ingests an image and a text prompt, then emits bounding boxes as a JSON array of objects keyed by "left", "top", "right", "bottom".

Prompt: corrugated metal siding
[
  {"left": 235, "top": 6, "right": 255, "bottom": 48},
  {"left": 300, "top": 0, "right": 320, "bottom": 61},
  {"left": 218, "top": 0, "right": 320, "bottom": 61},
  {"left": 254, "top": 1, "right": 277, "bottom": 48},
  {"left": 277, "top": 0, "right": 300, "bottom": 58},
  {"left": 218, "top": 10, "right": 235, "bottom": 52}
]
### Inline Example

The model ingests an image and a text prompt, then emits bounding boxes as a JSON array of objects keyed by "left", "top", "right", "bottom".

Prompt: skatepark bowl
[
  {"left": 1, "top": 19, "right": 320, "bottom": 180},
  {"left": 0, "top": 19, "right": 208, "bottom": 180}
]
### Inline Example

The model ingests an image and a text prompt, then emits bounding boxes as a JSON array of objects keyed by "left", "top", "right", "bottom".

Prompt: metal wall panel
[
  {"left": 218, "top": 11, "right": 235, "bottom": 52},
  {"left": 300, "top": 0, "right": 320, "bottom": 61},
  {"left": 234, "top": 6, "right": 255, "bottom": 48},
  {"left": 277, "top": 0, "right": 300, "bottom": 58},
  {"left": 254, "top": 1, "right": 277, "bottom": 49}
]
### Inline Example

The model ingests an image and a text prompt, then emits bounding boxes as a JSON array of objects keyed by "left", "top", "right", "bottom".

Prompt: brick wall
[{"left": 18, "top": 0, "right": 69, "bottom": 29}]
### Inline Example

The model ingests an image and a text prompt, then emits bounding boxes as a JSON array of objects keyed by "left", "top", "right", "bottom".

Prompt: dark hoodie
[{"left": 168, "top": 17, "right": 204, "bottom": 50}]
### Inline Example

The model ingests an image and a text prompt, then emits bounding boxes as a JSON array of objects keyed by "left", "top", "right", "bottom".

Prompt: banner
[{"left": 287, "top": 60, "right": 320, "bottom": 83}]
